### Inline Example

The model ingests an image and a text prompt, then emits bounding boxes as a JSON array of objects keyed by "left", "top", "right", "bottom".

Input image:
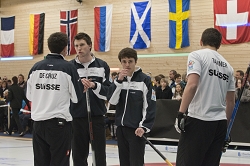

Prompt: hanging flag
[
  {"left": 1, "top": 16, "right": 15, "bottom": 57},
  {"left": 130, "top": 0, "right": 151, "bottom": 49},
  {"left": 60, "top": 9, "right": 77, "bottom": 55},
  {"left": 94, "top": 4, "right": 113, "bottom": 52},
  {"left": 169, "top": 0, "right": 190, "bottom": 49},
  {"left": 29, "top": 13, "right": 45, "bottom": 55},
  {"left": 214, "top": 0, "right": 250, "bottom": 44}
]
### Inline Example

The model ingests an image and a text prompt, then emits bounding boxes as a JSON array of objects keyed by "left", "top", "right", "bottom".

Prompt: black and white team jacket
[
  {"left": 69, "top": 54, "right": 111, "bottom": 118},
  {"left": 26, "top": 54, "right": 83, "bottom": 122},
  {"left": 107, "top": 67, "right": 156, "bottom": 132}
]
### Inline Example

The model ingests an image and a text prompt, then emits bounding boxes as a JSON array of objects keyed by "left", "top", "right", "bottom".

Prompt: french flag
[
  {"left": 94, "top": 5, "right": 113, "bottom": 52},
  {"left": 1, "top": 16, "right": 15, "bottom": 57}
]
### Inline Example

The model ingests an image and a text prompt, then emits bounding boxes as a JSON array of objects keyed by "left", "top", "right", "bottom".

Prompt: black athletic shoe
[
  {"left": 19, "top": 132, "right": 25, "bottom": 137},
  {"left": 4, "top": 131, "right": 11, "bottom": 135}
]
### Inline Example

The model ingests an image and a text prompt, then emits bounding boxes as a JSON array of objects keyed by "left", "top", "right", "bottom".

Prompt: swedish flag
[{"left": 169, "top": 0, "right": 190, "bottom": 49}]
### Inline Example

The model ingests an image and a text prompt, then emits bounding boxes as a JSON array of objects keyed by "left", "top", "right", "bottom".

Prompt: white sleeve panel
[
  {"left": 26, "top": 72, "right": 34, "bottom": 101},
  {"left": 68, "top": 75, "right": 78, "bottom": 103},
  {"left": 139, "top": 83, "right": 149, "bottom": 132},
  {"left": 109, "top": 80, "right": 123, "bottom": 105},
  {"left": 92, "top": 82, "right": 107, "bottom": 100}
]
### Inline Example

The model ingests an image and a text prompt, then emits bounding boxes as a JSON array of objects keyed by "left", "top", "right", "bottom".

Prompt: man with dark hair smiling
[{"left": 235, "top": 70, "right": 244, "bottom": 80}]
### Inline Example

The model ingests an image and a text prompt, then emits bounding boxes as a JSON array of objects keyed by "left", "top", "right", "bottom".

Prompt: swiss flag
[{"left": 214, "top": 0, "right": 250, "bottom": 44}]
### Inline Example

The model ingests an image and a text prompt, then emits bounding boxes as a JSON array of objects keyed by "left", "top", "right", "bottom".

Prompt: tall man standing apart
[
  {"left": 108, "top": 48, "right": 156, "bottom": 166},
  {"left": 26, "top": 32, "right": 83, "bottom": 166},
  {"left": 70, "top": 32, "right": 111, "bottom": 166},
  {"left": 175, "top": 28, "right": 235, "bottom": 166}
]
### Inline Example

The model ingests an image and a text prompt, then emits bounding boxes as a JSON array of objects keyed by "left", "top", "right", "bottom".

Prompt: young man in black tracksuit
[
  {"left": 70, "top": 32, "right": 111, "bottom": 166},
  {"left": 107, "top": 48, "right": 156, "bottom": 166}
]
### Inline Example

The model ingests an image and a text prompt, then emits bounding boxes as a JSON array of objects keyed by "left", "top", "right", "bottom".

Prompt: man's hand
[
  {"left": 118, "top": 69, "right": 128, "bottom": 81},
  {"left": 81, "top": 78, "right": 95, "bottom": 92},
  {"left": 135, "top": 127, "right": 145, "bottom": 137},
  {"left": 174, "top": 112, "right": 186, "bottom": 133},
  {"left": 222, "top": 135, "right": 231, "bottom": 153}
]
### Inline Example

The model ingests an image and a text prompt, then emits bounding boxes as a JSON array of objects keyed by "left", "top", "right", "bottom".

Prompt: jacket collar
[
  {"left": 46, "top": 53, "right": 65, "bottom": 60},
  {"left": 75, "top": 53, "right": 95, "bottom": 66}
]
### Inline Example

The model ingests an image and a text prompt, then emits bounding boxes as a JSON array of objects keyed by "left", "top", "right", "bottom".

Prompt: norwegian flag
[
  {"left": 60, "top": 9, "right": 77, "bottom": 55},
  {"left": 214, "top": 0, "right": 250, "bottom": 44}
]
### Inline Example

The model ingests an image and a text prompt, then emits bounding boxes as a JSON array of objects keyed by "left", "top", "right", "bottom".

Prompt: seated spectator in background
[
  {"left": 235, "top": 70, "right": 244, "bottom": 80},
  {"left": 153, "top": 75, "right": 162, "bottom": 90},
  {"left": 172, "top": 83, "right": 183, "bottom": 100},
  {"left": 145, "top": 72, "right": 152, "bottom": 78},
  {"left": 0, "top": 99, "right": 7, "bottom": 132},
  {"left": 2, "top": 76, "right": 8, "bottom": 82},
  {"left": 181, "top": 73, "right": 187, "bottom": 89},
  {"left": 19, "top": 101, "right": 32, "bottom": 136},
  {"left": 156, "top": 77, "right": 172, "bottom": 99},
  {"left": 153, "top": 74, "right": 165, "bottom": 90},
  {"left": 172, "top": 73, "right": 184, "bottom": 94},
  {"left": 158, "top": 74, "right": 165, "bottom": 78},
  {"left": 111, "top": 72, "right": 118, "bottom": 82},
  {"left": 245, "top": 71, "right": 250, "bottom": 87},
  {"left": 169, "top": 70, "right": 177, "bottom": 89},
  {"left": 3, "top": 89, "right": 8, "bottom": 99},
  {"left": 18, "top": 74, "right": 26, "bottom": 89},
  {"left": 7, "top": 80, "right": 12, "bottom": 87},
  {"left": 0, "top": 79, "right": 2, "bottom": 87},
  {"left": 0, "top": 80, "right": 3, "bottom": 98},
  {"left": 0, "top": 81, "right": 8, "bottom": 98},
  {"left": 0, "top": 82, "right": 8, "bottom": 131},
  {"left": 235, "top": 78, "right": 250, "bottom": 102}
]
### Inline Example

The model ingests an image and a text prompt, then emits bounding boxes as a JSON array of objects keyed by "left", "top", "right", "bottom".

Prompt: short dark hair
[
  {"left": 174, "top": 73, "right": 181, "bottom": 79},
  {"left": 74, "top": 32, "right": 92, "bottom": 50},
  {"left": 170, "top": 70, "right": 177, "bottom": 76},
  {"left": 158, "top": 74, "right": 165, "bottom": 78},
  {"left": 12, "top": 76, "right": 18, "bottom": 84},
  {"left": 160, "top": 77, "right": 169, "bottom": 84},
  {"left": 18, "top": 74, "right": 24, "bottom": 80},
  {"left": 118, "top": 48, "right": 138, "bottom": 63},
  {"left": 201, "top": 28, "right": 222, "bottom": 50},
  {"left": 111, "top": 72, "right": 118, "bottom": 77},
  {"left": 47, "top": 32, "right": 68, "bottom": 54},
  {"left": 154, "top": 75, "right": 162, "bottom": 84},
  {"left": 236, "top": 70, "right": 244, "bottom": 77}
]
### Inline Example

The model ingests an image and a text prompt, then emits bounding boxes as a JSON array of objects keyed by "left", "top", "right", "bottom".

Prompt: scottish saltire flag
[
  {"left": 60, "top": 9, "right": 77, "bottom": 55},
  {"left": 94, "top": 5, "right": 113, "bottom": 52},
  {"left": 130, "top": 0, "right": 151, "bottom": 49},
  {"left": 29, "top": 13, "right": 45, "bottom": 55},
  {"left": 169, "top": 0, "right": 190, "bottom": 49},
  {"left": 214, "top": 0, "right": 250, "bottom": 44},
  {"left": 1, "top": 16, "right": 15, "bottom": 57}
]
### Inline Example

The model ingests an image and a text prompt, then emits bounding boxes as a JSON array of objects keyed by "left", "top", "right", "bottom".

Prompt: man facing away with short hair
[
  {"left": 175, "top": 28, "right": 235, "bottom": 166},
  {"left": 26, "top": 32, "right": 83, "bottom": 166}
]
